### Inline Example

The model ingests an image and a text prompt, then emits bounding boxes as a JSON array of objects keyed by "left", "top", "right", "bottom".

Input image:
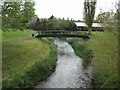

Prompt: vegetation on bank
[
  {"left": 67, "top": 31, "right": 118, "bottom": 88},
  {"left": 86, "top": 32, "right": 118, "bottom": 88},
  {"left": 2, "top": 30, "right": 57, "bottom": 88},
  {"left": 67, "top": 38, "right": 93, "bottom": 66}
]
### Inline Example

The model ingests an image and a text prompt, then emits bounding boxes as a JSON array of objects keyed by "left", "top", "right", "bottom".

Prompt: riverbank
[
  {"left": 66, "top": 31, "right": 118, "bottom": 88},
  {"left": 86, "top": 32, "right": 118, "bottom": 88},
  {"left": 35, "top": 39, "right": 92, "bottom": 88},
  {"left": 2, "top": 30, "right": 57, "bottom": 88},
  {"left": 66, "top": 38, "right": 93, "bottom": 68}
]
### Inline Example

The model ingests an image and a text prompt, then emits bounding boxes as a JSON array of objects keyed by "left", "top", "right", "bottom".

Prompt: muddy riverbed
[{"left": 35, "top": 39, "right": 92, "bottom": 88}]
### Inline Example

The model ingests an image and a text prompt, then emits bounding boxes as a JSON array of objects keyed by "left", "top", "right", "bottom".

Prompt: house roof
[{"left": 75, "top": 22, "right": 103, "bottom": 27}]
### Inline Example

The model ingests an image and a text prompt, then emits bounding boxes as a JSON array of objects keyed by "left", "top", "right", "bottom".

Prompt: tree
[
  {"left": 95, "top": 11, "right": 115, "bottom": 31},
  {"left": 41, "top": 16, "right": 77, "bottom": 30},
  {"left": 49, "top": 15, "right": 54, "bottom": 19},
  {"left": 26, "top": 15, "right": 38, "bottom": 28},
  {"left": 112, "top": 1, "right": 120, "bottom": 39},
  {"left": 2, "top": 2, "right": 22, "bottom": 29},
  {"left": 22, "top": 1, "right": 35, "bottom": 23},
  {"left": 114, "top": 1, "right": 120, "bottom": 24},
  {"left": 83, "top": 0, "right": 97, "bottom": 34},
  {"left": 1, "top": 0, "right": 35, "bottom": 30},
  {"left": 95, "top": 12, "right": 114, "bottom": 23}
]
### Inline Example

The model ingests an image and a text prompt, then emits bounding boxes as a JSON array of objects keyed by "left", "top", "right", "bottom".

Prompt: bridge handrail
[{"left": 38, "top": 30, "right": 89, "bottom": 36}]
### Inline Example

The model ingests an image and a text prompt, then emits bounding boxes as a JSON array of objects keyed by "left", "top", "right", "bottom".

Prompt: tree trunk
[{"left": 88, "top": 28, "right": 92, "bottom": 35}]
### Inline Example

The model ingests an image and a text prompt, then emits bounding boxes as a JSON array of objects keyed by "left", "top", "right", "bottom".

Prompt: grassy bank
[
  {"left": 67, "top": 38, "right": 93, "bottom": 67},
  {"left": 2, "top": 30, "right": 57, "bottom": 88},
  {"left": 85, "top": 32, "right": 118, "bottom": 88},
  {"left": 67, "top": 31, "right": 118, "bottom": 88}
]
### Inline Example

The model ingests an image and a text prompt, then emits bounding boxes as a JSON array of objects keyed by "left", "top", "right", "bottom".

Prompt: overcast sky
[{"left": 34, "top": 0, "right": 118, "bottom": 20}]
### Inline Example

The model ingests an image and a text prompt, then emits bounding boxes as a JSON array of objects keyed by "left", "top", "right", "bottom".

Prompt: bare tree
[{"left": 84, "top": 0, "right": 97, "bottom": 35}]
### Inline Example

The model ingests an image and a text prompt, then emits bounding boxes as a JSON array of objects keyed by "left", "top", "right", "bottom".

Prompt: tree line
[
  {"left": 1, "top": 0, "right": 77, "bottom": 31},
  {"left": 1, "top": 0, "right": 119, "bottom": 32},
  {"left": 29, "top": 15, "right": 77, "bottom": 31}
]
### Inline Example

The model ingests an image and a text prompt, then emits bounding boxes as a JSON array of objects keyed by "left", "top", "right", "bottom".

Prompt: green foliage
[
  {"left": 22, "top": 2, "right": 35, "bottom": 23},
  {"left": 3, "top": 47, "right": 57, "bottom": 88},
  {"left": 36, "top": 17, "right": 77, "bottom": 30},
  {"left": 95, "top": 12, "right": 113, "bottom": 23},
  {"left": 67, "top": 39, "right": 93, "bottom": 63},
  {"left": 89, "top": 3, "right": 119, "bottom": 87},
  {"left": 86, "top": 32, "right": 118, "bottom": 88},
  {"left": 2, "top": 2, "right": 22, "bottom": 29},
  {"left": 2, "top": 30, "right": 57, "bottom": 88},
  {"left": 2, "top": 1, "right": 35, "bottom": 30},
  {"left": 95, "top": 11, "right": 116, "bottom": 31},
  {"left": 73, "top": 42, "right": 92, "bottom": 60}
]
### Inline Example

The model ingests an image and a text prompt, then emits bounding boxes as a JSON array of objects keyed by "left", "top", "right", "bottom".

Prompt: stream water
[{"left": 35, "top": 39, "right": 92, "bottom": 88}]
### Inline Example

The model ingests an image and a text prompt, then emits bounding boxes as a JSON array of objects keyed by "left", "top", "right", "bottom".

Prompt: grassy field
[
  {"left": 85, "top": 32, "right": 118, "bottom": 88},
  {"left": 2, "top": 30, "right": 57, "bottom": 88}
]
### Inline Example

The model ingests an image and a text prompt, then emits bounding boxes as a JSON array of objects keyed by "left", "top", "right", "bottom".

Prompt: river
[{"left": 35, "top": 39, "right": 92, "bottom": 88}]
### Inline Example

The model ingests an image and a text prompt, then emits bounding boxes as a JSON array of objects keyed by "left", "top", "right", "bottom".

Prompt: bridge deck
[
  {"left": 36, "top": 34, "right": 89, "bottom": 38},
  {"left": 35, "top": 30, "right": 89, "bottom": 38}
]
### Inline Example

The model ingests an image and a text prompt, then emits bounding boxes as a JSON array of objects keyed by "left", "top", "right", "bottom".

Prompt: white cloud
[{"left": 34, "top": 0, "right": 117, "bottom": 20}]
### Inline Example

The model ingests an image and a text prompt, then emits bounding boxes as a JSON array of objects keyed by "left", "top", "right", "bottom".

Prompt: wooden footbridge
[{"left": 34, "top": 30, "right": 90, "bottom": 39}]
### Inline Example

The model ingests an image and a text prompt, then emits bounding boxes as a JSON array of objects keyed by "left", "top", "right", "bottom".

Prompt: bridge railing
[{"left": 37, "top": 30, "right": 89, "bottom": 36}]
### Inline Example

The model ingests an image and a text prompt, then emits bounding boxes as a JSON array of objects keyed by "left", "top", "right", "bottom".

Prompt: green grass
[
  {"left": 86, "top": 32, "right": 118, "bottom": 88},
  {"left": 67, "top": 31, "right": 118, "bottom": 88},
  {"left": 2, "top": 30, "right": 57, "bottom": 88}
]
